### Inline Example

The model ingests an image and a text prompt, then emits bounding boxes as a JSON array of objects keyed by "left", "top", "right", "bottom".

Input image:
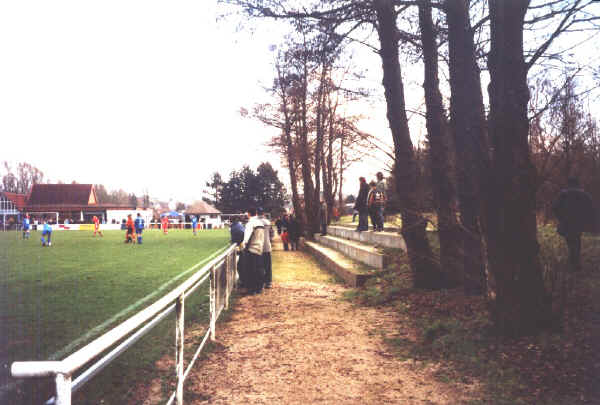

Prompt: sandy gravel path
[{"left": 178, "top": 247, "right": 476, "bottom": 404}]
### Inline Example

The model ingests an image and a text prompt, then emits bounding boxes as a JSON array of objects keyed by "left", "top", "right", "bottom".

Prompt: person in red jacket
[
  {"left": 125, "top": 214, "right": 135, "bottom": 243},
  {"left": 161, "top": 215, "right": 169, "bottom": 234},
  {"left": 93, "top": 215, "right": 103, "bottom": 237}
]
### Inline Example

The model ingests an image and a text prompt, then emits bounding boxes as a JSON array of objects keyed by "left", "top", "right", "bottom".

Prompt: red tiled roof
[
  {"left": 2, "top": 192, "right": 28, "bottom": 210},
  {"left": 186, "top": 200, "right": 221, "bottom": 214},
  {"left": 26, "top": 203, "right": 137, "bottom": 212},
  {"left": 27, "top": 184, "right": 96, "bottom": 206}
]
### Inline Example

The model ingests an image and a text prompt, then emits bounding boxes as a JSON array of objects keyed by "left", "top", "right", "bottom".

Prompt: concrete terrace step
[
  {"left": 314, "top": 234, "right": 389, "bottom": 269},
  {"left": 327, "top": 225, "right": 406, "bottom": 250},
  {"left": 333, "top": 223, "right": 401, "bottom": 233},
  {"left": 300, "top": 239, "right": 374, "bottom": 287}
]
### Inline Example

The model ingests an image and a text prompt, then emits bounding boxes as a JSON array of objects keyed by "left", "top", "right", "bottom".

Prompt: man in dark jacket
[
  {"left": 354, "top": 177, "right": 369, "bottom": 231},
  {"left": 230, "top": 216, "right": 245, "bottom": 246},
  {"left": 287, "top": 214, "right": 301, "bottom": 251},
  {"left": 553, "top": 177, "right": 595, "bottom": 271},
  {"left": 318, "top": 199, "right": 328, "bottom": 236}
]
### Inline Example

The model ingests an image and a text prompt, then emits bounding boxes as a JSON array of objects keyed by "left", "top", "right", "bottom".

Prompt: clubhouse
[{"left": 1, "top": 184, "right": 152, "bottom": 229}]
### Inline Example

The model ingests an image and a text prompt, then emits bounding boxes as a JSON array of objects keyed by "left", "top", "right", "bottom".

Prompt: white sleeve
[{"left": 243, "top": 219, "right": 254, "bottom": 245}]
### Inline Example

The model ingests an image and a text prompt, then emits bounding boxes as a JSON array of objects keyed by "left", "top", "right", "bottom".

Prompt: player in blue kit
[
  {"left": 191, "top": 215, "right": 198, "bottom": 236},
  {"left": 22, "top": 214, "right": 30, "bottom": 239},
  {"left": 134, "top": 213, "right": 145, "bottom": 244},
  {"left": 41, "top": 220, "right": 52, "bottom": 246}
]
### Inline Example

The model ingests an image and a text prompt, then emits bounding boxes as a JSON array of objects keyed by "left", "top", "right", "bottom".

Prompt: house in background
[
  {"left": 0, "top": 191, "right": 27, "bottom": 231},
  {"left": 185, "top": 201, "right": 222, "bottom": 229},
  {"left": 0, "top": 184, "right": 153, "bottom": 229}
]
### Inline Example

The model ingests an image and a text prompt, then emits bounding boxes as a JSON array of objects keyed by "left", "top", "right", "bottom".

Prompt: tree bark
[
  {"left": 445, "top": 0, "right": 490, "bottom": 295},
  {"left": 374, "top": 0, "right": 445, "bottom": 289},
  {"left": 418, "top": 1, "right": 462, "bottom": 286},
  {"left": 486, "top": 0, "right": 550, "bottom": 336}
]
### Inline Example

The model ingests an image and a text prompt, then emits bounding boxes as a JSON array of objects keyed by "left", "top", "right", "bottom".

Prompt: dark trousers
[
  {"left": 376, "top": 206, "right": 385, "bottom": 231},
  {"left": 237, "top": 252, "right": 249, "bottom": 287},
  {"left": 369, "top": 209, "right": 377, "bottom": 231},
  {"left": 565, "top": 233, "right": 582, "bottom": 271},
  {"left": 357, "top": 209, "right": 368, "bottom": 231},
  {"left": 247, "top": 252, "right": 264, "bottom": 292},
  {"left": 290, "top": 239, "right": 299, "bottom": 251},
  {"left": 263, "top": 252, "right": 272, "bottom": 285},
  {"left": 320, "top": 222, "right": 327, "bottom": 235}
]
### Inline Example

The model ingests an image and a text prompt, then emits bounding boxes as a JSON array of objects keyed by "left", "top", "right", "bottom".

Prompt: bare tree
[{"left": 484, "top": 0, "right": 551, "bottom": 336}]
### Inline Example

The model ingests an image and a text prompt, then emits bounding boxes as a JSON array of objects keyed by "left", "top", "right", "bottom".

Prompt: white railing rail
[{"left": 11, "top": 244, "right": 238, "bottom": 405}]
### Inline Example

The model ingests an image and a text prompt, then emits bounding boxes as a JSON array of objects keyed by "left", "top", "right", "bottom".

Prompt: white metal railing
[{"left": 11, "top": 244, "right": 238, "bottom": 405}]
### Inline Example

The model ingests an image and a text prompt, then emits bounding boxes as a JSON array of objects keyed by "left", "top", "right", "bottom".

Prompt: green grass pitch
[{"left": 0, "top": 228, "right": 230, "bottom": 403}]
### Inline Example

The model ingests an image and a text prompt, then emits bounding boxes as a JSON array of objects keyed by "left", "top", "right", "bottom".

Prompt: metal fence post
[
  {"left": 175, "top": 294, "right": 185, "bottom": 405},
  {"left": 55, "top": 373, "right": 72, "bottom": 405},
  {"left": 210, "top": 265, "right": 216, "bottom": 341},
  {"left": 225, "top": 252, "right": 230, "bottom": 310}
]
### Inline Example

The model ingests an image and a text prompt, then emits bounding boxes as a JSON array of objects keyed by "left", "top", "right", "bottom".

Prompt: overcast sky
[
  {"left": 1, "top": 1, "right": 597, "bottom": 204},
  {"left": 0, "top": 1, "right": 299, "bottom": 203}
]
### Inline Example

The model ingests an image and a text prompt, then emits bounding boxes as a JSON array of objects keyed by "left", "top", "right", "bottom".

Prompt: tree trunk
[
  {"left": 299, "top": 60, "right": 318, "bottom": 236},
  {"left": 374, "top": 0, "right": 445, "bottom": 289},
  {"left": 486, "top": 0, "right": 550, "bottom": 336},
  {"left": 446, "top": 0, "right": 490, "bottom": 295},
  {"left": 338, "top": 135, "right": 344, "bottom": 210},
  {"left": 418, "top": 1, "right": 462, "bottom": 286}
]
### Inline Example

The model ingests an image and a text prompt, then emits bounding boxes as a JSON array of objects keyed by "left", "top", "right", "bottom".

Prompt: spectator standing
[
  {"left": 374, "top": 172, "right": 387, "bottom": 231},
  {"left": 230, "top": 216, "right": 246, "bottom": 287},
  {"left": 281, "top": 214, "right": 290, "bottom": 251},
  {"left": 259, "top": 208, "right": 274, "bottom": 289},
  {"left": 367, "top": 181, "right": 378, "bottom": 231},
  {"left": 553, "top": 177, "right": 596, "bottom": 272},
  {"left": 354, "top": 177, "right": 369, "bottom": 232},
  {"left": 275, "top": 216, "right": 283, "bottom": 235},
  {"left": 288, "top": 214, "right": 301, "bottom": 251},
  {"left": 318, "top": 199, "right": 328, "bottom": 236},
  {"left": 242, "top": 207, "right": 265, "bottom": 294},
  {"left": 230, "top": 216, "right": 245, "bottom": 246}
]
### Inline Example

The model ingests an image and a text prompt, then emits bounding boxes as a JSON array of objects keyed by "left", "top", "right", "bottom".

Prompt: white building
[{"left": 185, "top": 201, "right": 222, "bottom": 229}]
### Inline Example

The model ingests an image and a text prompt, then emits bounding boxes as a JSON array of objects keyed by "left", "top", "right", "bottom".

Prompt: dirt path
[{"left": 175, "top": 243, "right": 478, "bottom": 404}]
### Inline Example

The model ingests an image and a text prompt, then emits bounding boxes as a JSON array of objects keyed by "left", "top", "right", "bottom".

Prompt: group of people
[
  {"left": 274, "top": 214, "right": 301, "bottom": 251},
  {"left": 353, "top": 171, "right": 387, "bottom": 232},
  {"left": 21, "top": 214, "right": 53, "bottom": 246},
  {"left": 230, "top": 207, "right": 274, "bottom": 295},
  {"left": 124, "top": 213, "right": 146, "bottom": 244}
]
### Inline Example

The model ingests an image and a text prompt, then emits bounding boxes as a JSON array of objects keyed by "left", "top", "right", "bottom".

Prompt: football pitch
[{"left": 0, "top": 228, "right": 230, "bottom": 402}]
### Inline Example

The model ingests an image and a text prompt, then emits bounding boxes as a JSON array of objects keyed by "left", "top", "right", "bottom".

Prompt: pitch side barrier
[{"left": 11, "top": 244, "right": 238, "bottom": 405}]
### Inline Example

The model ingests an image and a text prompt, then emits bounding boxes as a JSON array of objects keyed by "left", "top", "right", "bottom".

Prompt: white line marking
[
  {"left": 48, "top": 244, "right": 229, "bottom": 360},
  {"left": 1, "top": 245, "right": 230, "bottom": 397}
]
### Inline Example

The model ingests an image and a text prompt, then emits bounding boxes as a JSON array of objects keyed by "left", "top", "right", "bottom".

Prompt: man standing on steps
[
  {"left": 259, "top": 208, "right": 274, "bottom": 289},
  {"left": 318, "top": 199, "right": 328, "bottom": 236},
  {"left": 367, "top": 181, "right": 378, "bottom": 232},
  {"left": 354, "top": 177, "right": 369, "bottom": 232},
  {"left": 242, "top": 207, "right": 265, "bottom": 294},
  {"left": 553, "top": 177, "right": 596, "bottom": 272},
  {"left": 373, "top": 172, "right": 387, "bottom": 232}
]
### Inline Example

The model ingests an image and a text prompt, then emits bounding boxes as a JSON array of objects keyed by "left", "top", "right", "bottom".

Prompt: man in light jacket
[
  {"left": 259, "top": 208, "right": 274, "bottom": 289},
  {"left": 242, "top": 207, "right": 265, "bottom": 294}
]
